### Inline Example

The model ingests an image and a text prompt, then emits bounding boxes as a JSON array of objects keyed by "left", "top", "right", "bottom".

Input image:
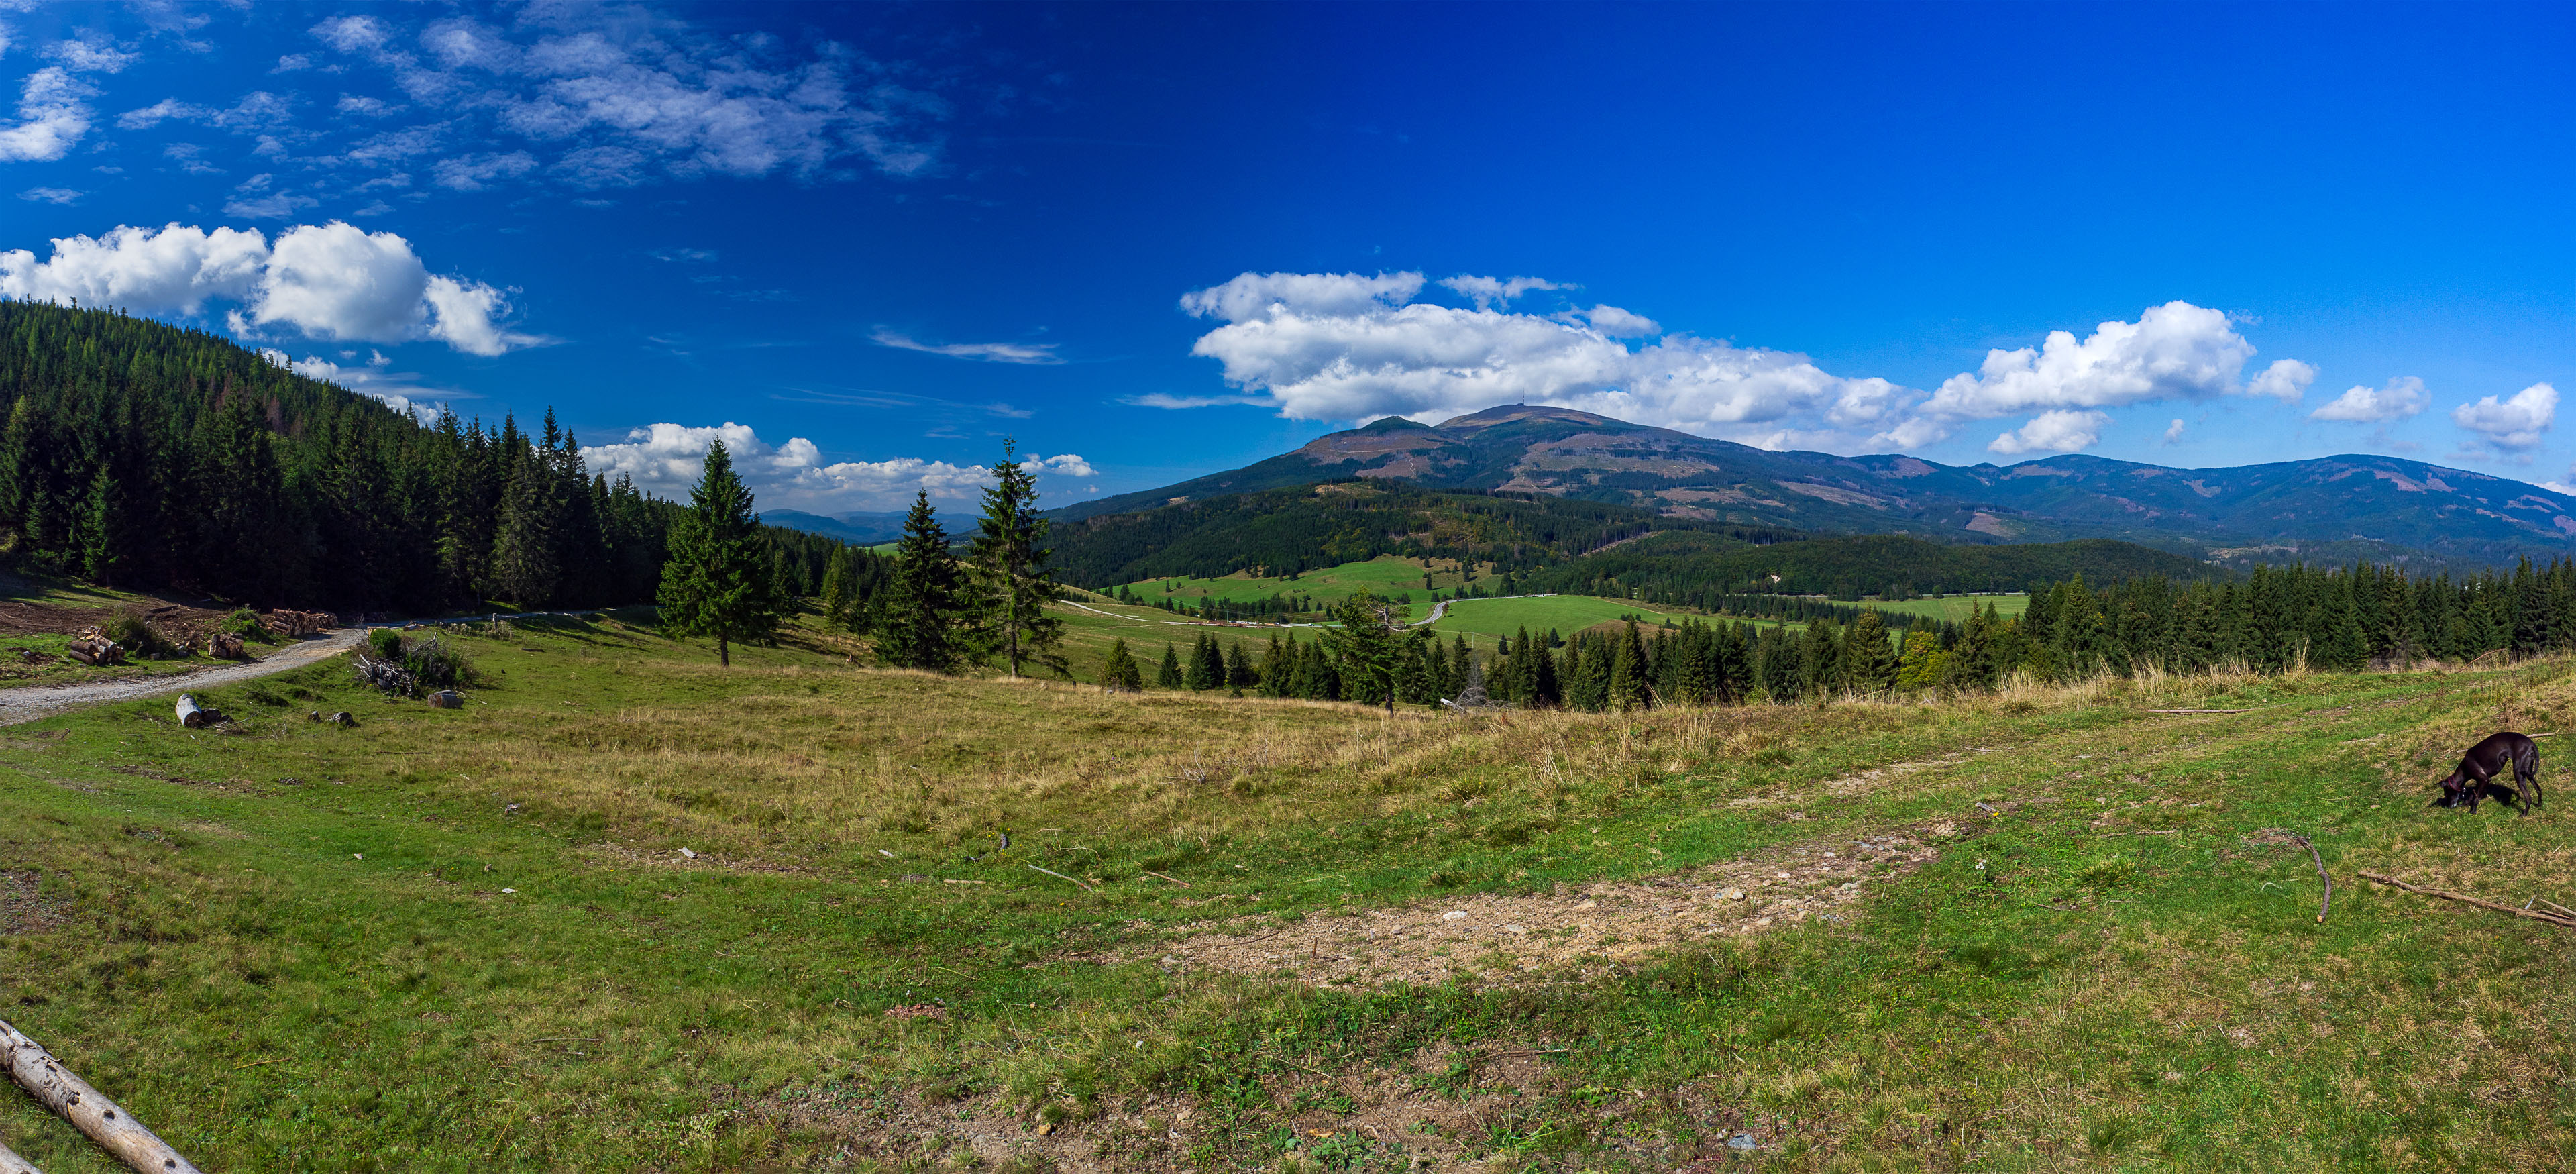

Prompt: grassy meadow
[
  {"left": 0, "top": 611, "right": 2573, "bottom": 1170},
  {"left": 1117, "top": 556, "right": 1493, "bottom": 610},
  {"left": 1856, "top": 593, "right": 2029, "bottom": 624}
]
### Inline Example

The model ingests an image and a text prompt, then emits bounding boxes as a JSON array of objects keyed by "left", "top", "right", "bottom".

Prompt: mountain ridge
[{"left": 1057, "top": 405, "right": 2576, "bottom": 568}]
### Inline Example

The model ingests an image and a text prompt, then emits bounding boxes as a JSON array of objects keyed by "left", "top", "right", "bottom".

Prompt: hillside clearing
[{"left": 0, "top": 614, "right": 2571, "bottom": 1169}]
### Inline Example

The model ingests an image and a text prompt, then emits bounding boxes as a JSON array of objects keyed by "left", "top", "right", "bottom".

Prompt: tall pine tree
[
  {"left": 874, "top": 492, "right": 969, "bottom": 672},
  {"left": 967, "top": 440, "right": 1067, "bottom": 678},
  {"left": 656, "top": 439, "right": 785, "bottom": 666}
]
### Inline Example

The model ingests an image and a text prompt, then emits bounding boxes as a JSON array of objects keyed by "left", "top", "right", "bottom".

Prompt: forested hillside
[
  {"left": 0, "top": 301, "right": 849, "bottom": 612},
  {"left": 1529, "top": 531, "right": 2218, "bottom": 603},
  {"left": 1048, "top": 479, "right": 1793, "bottom": 588}
]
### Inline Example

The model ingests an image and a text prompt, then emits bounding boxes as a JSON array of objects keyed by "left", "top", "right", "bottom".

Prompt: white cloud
[
  {"left": 1580, "top": 304, "right": 1658, "bottom": 337},
  {"left": 869, "top": 327, "right": 1062, "bottom": 365},
  {"left": 582, "top": 421, "right": 1092, "bottom": 511},
  {"left": 2246, "top": 358, "right": 2315, "bottom": 403},
  {"left": 303, "top": 11, "right": 949, "bottom": 189},
  {"left": 1988, "top": 409, "right": 2111, "bottom": 456},
  {"left": 1179, "top": 271, "right": 1425, "bottom": 323},
  {"left": 0, "top": 221, "right": 539, "bottom": 356},
  {"left": 1919, "top": 302, "right": 2257, "bottom": 430},
  {"left": 1438, "top": 274, "right": 1564, "bottom": 309},
  {"left": 16, "top": 185, "right": 77, "bottom": 203},
  {"left": 45, "top": 37, "right": 136, "bottom": 74},
  {"left": 431, "top": 150, "right": 537, "bottom": 191},
  {"left": 0, "top": 67, "right": 93, "bottom": 162},
  {"left": 2452, "top": 382, "right": 2556, "bottom": 453},
  {"left": 259, "top": 347, "right": 448, "bottom": 423},
  {"left": 1176, "top": 277, "right": 2314, "bottom": 456},
  {"left": 309, "top": 16, "right": 394, "bottom": 54},
  {"left": 2161, "top": 418, "right": 2185, "bottom": 445},
  {"left": 2309, "top": 376, "right": 2429, "bottom": 423}
]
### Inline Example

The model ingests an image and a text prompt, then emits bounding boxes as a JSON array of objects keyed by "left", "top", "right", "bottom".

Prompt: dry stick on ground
[
  {"left": 2249, "top": 829, "right": 2333, "bottom": 922},
  {"left": 2145, "top": 708, "right": 2253, "bottom": 714},
  {"left": 1024, "top": 863, "right": 1095, "bottom": 892},
  {"left": 0, "top": 1018, "right": 205, "bottom": 1174},
  {"left": 1142, "top": 871, "right": 1193, "bottom": 888},
  {"left": 0, "top": 1136, "right": 42, "bottom": 1174},
  {"left": 2359, "top": 871, "right": 2576, "bottom": 930}
]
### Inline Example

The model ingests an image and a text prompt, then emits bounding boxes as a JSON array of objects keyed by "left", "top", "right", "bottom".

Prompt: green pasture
[
  {"left": 1858, "top": 592, "right": 2029, "bottom": 623},
  {"left": 1115, "top": 555, "right": 1489, "bottom": 610}
]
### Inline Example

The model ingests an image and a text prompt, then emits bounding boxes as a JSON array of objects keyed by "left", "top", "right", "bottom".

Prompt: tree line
[{"left": 0, "top": 301, "right": 848, "bottom": 612}]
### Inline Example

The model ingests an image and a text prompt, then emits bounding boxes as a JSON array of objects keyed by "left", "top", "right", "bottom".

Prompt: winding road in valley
[{"left": 0, "top": 629, "right": 368, "bottom": 726}]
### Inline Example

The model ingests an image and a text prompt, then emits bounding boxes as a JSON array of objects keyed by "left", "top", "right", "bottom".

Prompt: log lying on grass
[
  {"left": 426, "top": 690, "right": 463, "bottom": 710},
  {"left": 0, "top": 1135, "right": 43, "bottom": 1174},
  {"left": 205, "top": 632, "right": 244, "bottom": 660},
  {"left": 0, "top": 1018, "right": 204, "bottom": 1174},
  {"left": 173, "top": 694, "right": 224, "bottom": 729},
  {"left": 64, "top": 638, "right": 121, "bottom": 667}
]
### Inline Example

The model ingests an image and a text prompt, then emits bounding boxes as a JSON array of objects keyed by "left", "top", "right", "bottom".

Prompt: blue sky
[{"left": 3, "top": 1, "right": 2575, "bottom": 511}]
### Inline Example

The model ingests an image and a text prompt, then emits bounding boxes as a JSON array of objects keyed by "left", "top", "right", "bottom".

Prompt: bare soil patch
[
  {"left": 0, "top": 871, "right": 66, "bottom": 935},
  {"left": 1118, "top": 826, "right": 1953, "bottom": 988}
]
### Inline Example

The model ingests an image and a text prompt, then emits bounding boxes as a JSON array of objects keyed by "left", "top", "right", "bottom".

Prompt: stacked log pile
[
  {"left": 65, "top": 629, "right": 121, "bottom": 666},
  {"left": 206, "top": 632, "right": 246, "bottom": 659},
  {"left": 262, "top": 610, "right": 338, "bottom": 637}
]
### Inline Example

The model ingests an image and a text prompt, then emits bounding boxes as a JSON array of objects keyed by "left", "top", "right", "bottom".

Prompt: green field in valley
[
  {"left": 1424, "top": 594, "right": 1703, "bottom": 641},
  {"left": 1116, "top": 555, "right": 1492, "bottom": 610},
  {"left": 1856, "top": 592, "right": 2030, "bottom": 623},
  {"left": 1, "top": 608, "right": 2571, "bottom": 1169}
]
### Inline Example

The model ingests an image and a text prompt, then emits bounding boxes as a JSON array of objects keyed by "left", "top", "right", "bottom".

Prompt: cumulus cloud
[
  {"left": 0, "top": 67, "right": 93, "bottom": 162},
  {"left": 1988, "top": 409, "right": 2110, "bottom": 456},
  {"left": 869, "top": 327, "right": 1062, "bottom": 365},
  {"left": 2452, "top": 382, "right": 2556, "bottom": 453},
  {"left": 2309, "top": 376, "right": 2430, "bottom": 423},
  {"left": 0, "top": 221, "right": 540, "bottom": 356},
  {"left": 2162, "top": 417, "right": 2185, "bottom": 445},
  {"left": 581, "top": 421, "right": 1092, "bottom": 511},
  {"left": 1578, "top": 304, "right": 1659, "bottom": 337},
  {"left": 1914, "top": 302, "right": 2263, "bottom": 439},
  {"left": 46, "top": 36, "right": 137, "bottom": 74},
  {"left": 2246, "top": 358, "right": 2316, "bottom": 403},
  {"left": 1175, "top": 276, "right": 2316, "bottom": 456}
]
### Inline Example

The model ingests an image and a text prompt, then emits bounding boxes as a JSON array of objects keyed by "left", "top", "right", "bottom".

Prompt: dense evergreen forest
[
  {"left": 0, "top": 301, "right": 851, "bottom": 612},
  {"left": 1046, "top": 480, "right": 1794, "bottom": 587},
  {"left": 1523, "top": 531, "right": 2218, "bottom": 602}
]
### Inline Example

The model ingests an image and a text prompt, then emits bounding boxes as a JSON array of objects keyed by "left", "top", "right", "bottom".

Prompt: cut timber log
[
  {"left": 0, "top": 1018, "right": 205, "bottom": 1174},
  {"left": 173, "top": 694, "right": 221, "bottom": 729},
  {"left": 0, "top": 1136, "right": 42, "bottom": 1174},
  {"left": 260, "top": 610, "right": 338, "bottom": 638},
  {"left": 425, "top": 690, "right": 462, "bottom": 710},
  {"left": 64, "top": 639, "right": 121, "bottom": 667},
  {"left": 205, "top": 633, "right": 244, "bottom": 660}
]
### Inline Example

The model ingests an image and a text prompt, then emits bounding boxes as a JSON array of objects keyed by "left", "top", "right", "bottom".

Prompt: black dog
[{"left": 2436, "top": 731, "right": 2544, "bottom": 815}]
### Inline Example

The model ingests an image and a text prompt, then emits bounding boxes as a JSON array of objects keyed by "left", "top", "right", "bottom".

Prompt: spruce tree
[
  {"left": 1320, "top": 590, "right": 1408, "bottom": 715},
  {"left": 79, "top": 466, "right": 124, "bottom": 587},
  {"left": 656, "top": 439, "right": 786, "bottom": 667},
  {"left": 1607, "top": 620, "right": 1652, "bottom": 710},
  {"left": 875, "top": 492, "right": 969, "bottom": 672},
  {"left": 967, "top": 440, "right": 1067, "bottom": 678},
  {"left": 1157, "top": 643, "right": 1185, "bottom": 688},
  {"left": 1100, "top": 637, "right": 1144, "bottom": 692},
  {"left": 1190, "top": 632, "right": 1226, "bottom": 690},
  {"left": 1226, "top": 639, "right": 1256, "bottom": 696}
]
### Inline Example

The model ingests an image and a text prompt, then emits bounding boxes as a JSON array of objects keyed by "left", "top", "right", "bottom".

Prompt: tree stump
[{"left": 174, "top": 695, "right": 221, "bottom": 729}]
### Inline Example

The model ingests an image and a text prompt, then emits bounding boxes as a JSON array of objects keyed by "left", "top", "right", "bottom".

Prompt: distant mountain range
[
  {"left": 1057, "top": 404, "right": 2576, "bottom": 570},
  {"left": 761, "top": 509, "right": 908, "bottom": 545}
]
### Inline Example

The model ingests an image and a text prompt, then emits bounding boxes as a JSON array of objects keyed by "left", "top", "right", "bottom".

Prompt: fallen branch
[
  {"left": 2249, "top": 829, "right": 2332, "bottom": 922},
  {"left": 1024, "top": 863, "right": 1095, "bottom": 892},
  {"left": 2359, "top": 871, "right": 2576, "bottom": 930},
  {"left": 2145, "top": 708, "right": 2251, "bottom": 714},
  {"left": 0, "top": 1137, "right": 40, "bottom": 1174},
  {"left": 1142, "top": 871, "right": 1193, "bottom": 888},
  {"left": 0, "top": 1017, "right": 205, "bottom": 1174}
]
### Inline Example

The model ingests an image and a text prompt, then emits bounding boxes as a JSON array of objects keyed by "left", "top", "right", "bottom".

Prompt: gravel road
[{"left": 0, "top": 629, "right": 364, "bottom": 727}]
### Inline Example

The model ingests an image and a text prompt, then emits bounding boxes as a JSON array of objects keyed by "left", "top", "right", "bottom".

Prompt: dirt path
[{"left": 0, "top": 630, "right": 364, "bottom": 726}]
